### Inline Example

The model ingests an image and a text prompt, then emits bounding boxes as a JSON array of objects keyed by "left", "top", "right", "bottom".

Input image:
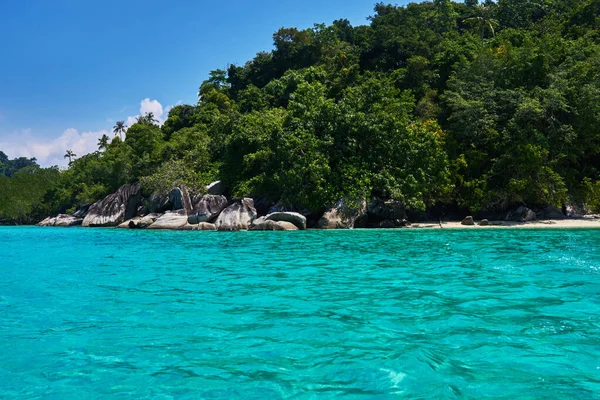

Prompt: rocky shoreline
[{"left": 37, "top": 182, "right": 600, "bottom": 231}]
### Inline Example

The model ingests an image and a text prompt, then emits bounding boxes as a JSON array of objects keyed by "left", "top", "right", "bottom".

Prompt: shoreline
[{"left": 410, "top": 219, "right": 600, "bottom": 229}]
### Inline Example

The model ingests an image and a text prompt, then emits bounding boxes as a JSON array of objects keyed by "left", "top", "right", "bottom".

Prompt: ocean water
[{"left": 1, "top": 227, "right": 599, "bottom": 399}]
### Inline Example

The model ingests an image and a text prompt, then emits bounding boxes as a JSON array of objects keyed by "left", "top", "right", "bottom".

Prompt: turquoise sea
[{"left": 1, "top": 227, "right": 599, "bottom": 399}]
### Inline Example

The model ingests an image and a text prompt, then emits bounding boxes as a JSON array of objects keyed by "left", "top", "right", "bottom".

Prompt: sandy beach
[{"left": 412, "top": 218, "right": 600, "bottom": 229}]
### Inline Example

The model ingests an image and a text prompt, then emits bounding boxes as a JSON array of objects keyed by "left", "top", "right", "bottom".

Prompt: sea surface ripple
[{"left": 1, "top": 227, "right": 599, "bottom": 399}]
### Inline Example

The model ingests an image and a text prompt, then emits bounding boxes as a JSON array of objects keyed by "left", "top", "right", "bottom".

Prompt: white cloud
[
  {"left": 124, "top": 98, "right": 175, "bottom": 130},
  {"left": 0, "top": 128, "right": 109, "bottom": 168},
  {"left": 0, "top": 98, "right": 180, "bottom": 168}
]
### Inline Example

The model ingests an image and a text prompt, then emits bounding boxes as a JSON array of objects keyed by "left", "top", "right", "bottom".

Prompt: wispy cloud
[
  {"left": 0, "top": 128, "right": 109, "bottom": 168},
  {"left": 0, "top": 98, "right": 178, "bottom": 168}
]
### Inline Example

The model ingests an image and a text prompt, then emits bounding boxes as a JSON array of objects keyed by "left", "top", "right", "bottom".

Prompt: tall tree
[
  {"left": 464, "top": 4, "right": 499, "bottom": 48},
  {"left": 64, "top": 150, "right": 76, "bottom": 166},
  {"left": 113, "top": 121, "right": 127, "bottom": 139},
  {"left": 97, "top": 134, "right": 109, "bottom": 151}
]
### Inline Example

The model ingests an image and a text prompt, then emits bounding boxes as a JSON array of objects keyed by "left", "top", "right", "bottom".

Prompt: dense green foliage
[{"left": 3, "top": 0, "right": 600, "bottom": 223}]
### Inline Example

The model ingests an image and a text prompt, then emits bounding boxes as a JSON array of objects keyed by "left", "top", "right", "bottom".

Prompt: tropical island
[{"left": 1, "top": 0, "right": 600, "bottom": 230}]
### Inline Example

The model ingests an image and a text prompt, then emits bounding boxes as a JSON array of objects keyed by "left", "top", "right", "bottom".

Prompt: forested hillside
[{"left": 3, "top": 0, "right": 600, "bottom": 224}]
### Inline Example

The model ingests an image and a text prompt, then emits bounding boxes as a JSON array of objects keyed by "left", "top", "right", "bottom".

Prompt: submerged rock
[
  {"left": 265, "top": 211, "right": 307, "bottom": 230},
  {"left": 82, "top": 183, "right": 141, "bottom": 227},
  {"left": 317, "top": 199, "right": 367, "bottom": 229},
  {"left": 38, "top": 214, "right": 83, "bottom": 227},
  {"left": 148, "top": 210, "right": 189, "bottom": 230},
  {"left": 188, "top": 195, "right": 228, "bottom": 224},
  {"left": 215, "top": 198, "right": 257, "bottom": 231}
]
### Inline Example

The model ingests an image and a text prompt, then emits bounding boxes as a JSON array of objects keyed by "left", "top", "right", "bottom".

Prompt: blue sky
[{"left": 0, "top": 0, "right": 385, "bottom": 167}]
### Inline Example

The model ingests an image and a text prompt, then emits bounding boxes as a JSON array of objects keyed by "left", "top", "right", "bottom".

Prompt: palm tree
[
  {"left": 464, "top": 4, "right": 499, "bottom": 49},
  {"left": 64, "top": 150, "right": 76, "bottom": 166},
  {"left": 136, "top": 112, "right": 159, "bottom": 126},
  {"left": 113, "top": 120, "right": 127, "bottom": 139},
  {"left": 97, "top": 134, "right": 109, "bottom": 151}
]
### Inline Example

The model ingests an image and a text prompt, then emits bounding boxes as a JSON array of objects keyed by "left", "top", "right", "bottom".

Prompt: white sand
[{"left": 411, "top": 219, "right": 600, "bottom": 229}]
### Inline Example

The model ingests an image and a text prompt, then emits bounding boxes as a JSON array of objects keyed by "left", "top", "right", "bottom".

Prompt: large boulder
[
  {"left": 169, "top": 186, "right": 193, "bottom": 213},
  {"left": 72, "top": 204, "right": 92, "bottom": 219},
  {"left": 83, "top": 183, "right": 141, "bottom": 227},
  {"left": 537, "top": 206, "right": 565, "bottom": 220},
  {"left": 147, "top": 192, "right": 171, "bottom": 213},
  {"left": 265, "top": 211, "right": 307, "bottom": 230},
  {"left": 368, "top": 198, "right": 406, "bottom": 221},
  {"left": 564, "top": 201, "right": 591, "bottom": 219},
  {"left": 461, "top": 216, "right": 475, "bottom": 226},
  {"left": 317, "top": 199, "right": 368, "bottom": 229},
  {"left": 215, "top": 198, "right": 257, "bottom": 231},
  {"left": 38, "top": 214, "right": 83, "bottom": 227},
  {"left": 178, "top": 222, "right": 217, "bottom": 231},
  {"left": 206, "top": 180, "right": 225, "bottom": 196},
  {"left": 250, "top": 220, "right": 286, "bottom": 231},
  {"left": 148, "top": 210, "right": 189, "bottom": 230},
  {"left": 188, "top": 195, "right": 228, "bottom": 224},
  {"left": 505, "top": 206, "right": 536, "bottom": 222},
  {"left": 118, "top": 213, "right": 161, "bottom": 229}
]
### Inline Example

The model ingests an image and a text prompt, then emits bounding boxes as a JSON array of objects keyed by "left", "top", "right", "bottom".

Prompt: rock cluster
[{"left": 38, "top": 179, "right": 582, "bottom": 231}]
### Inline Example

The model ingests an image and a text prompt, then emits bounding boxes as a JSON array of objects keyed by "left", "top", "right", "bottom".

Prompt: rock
[
  {"left": 147, "top": 192, "right": 171, "bottom": 213},
  {"left": 564, "top": 202, "right": 591, "bottom": 219},
  {"left": 215, "top": 198, "right": 257, "bottom": 231},
  {"left": 461, "top": 216, "right": 475, "bottom": 226},
  {"left": 206, "top": 180, "right": 225, "bottom": 196},
  {"left": 188, "top": 195, "right": 228, "bottom": 224},
  {"left": 265, "top": 211, "right": 307, "bottom": 230},
  {"left": 168, "top": 186, "right": 193, "bottom": 213},
  {"left": 118, "top": 213, "right": 161, "bottom": 229},
  {"left": 178, "top": 222, "right": 217, "bottom": 231},
  {"left": 277, "top": 221, "right": 299, "bottom": 231},
  {"left": 250, "top": 220, "right": 286, "bottom": 231},
  {"left": 317, "top": 199, "right": 367, "bottom": 229},
  {"left": 38, "top": 214, "right": 83, "bottom": 227},
  {"left": 82, "top": 183, "right": 141, "bottom": 227},
  {"left": 72, "top": 204, "right": 91, "bottom": 219},
  {"left": 148, "top": 210, "right": 189, "bottom": 230},
  {"left": 505, "top": 206, "right": 536, "bottom": 222},
  {"left": 537, "top": 205, "right": 565, "bottom": 220},
  {"left": 378, "top": 219, "right": 396, "bottom": 229},
  {"left": 368, "top": 198, "right": 406, "bottom": 220},
  {"left": 399, "top": 219, "right": 412, "bottom": 227},
  {"left": 479, "top": 219, "right": 490, "bottom": 226}
]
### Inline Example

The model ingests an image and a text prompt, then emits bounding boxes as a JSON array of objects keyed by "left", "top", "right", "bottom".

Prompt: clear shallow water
[{"left": 1, "top": 227, "right": 600, "bottom": 399}]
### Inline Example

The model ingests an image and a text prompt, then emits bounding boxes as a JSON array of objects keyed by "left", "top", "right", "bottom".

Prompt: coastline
[{"left": 410, "top": 219, "right": 600, "bottom": 229}]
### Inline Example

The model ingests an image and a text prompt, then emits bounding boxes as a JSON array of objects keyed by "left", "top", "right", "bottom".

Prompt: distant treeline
[{"left": 2, "top": 0, "right": 600, "bottom": 224}]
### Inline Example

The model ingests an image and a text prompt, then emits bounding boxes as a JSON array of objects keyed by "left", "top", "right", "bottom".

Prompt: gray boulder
[
  {"left": 188, "top": 194, "right": 228, "bottom": 224},
  {"left": 479, "top": 219, "right": 490, "bottom": 226},
  {"left": 72, "top": 204, "right": 91, "bottom": 219},
  {"left": 83, "top": 183, "right": 141, "bottom": 227},
  {"left": 118, "top": 213, "right": 161, "bottom": 229},
  {"left": 206, "top": 180, "right": 225, "bottom": 196},
  {"left": 178, "top": 222, "right": 217, "bottom": 231},
  {"left": 505, "top": 206, "right": 536, "bottom": 222},
  {"left": 265, "top": 211, "right": 307, "bottom": 230},
  {"left": 250, "top": 220, "right": 286, "bottom": 231},
  {"left": 38, "top": 214, "right": 83, "bottom": 227},
  {"left": 461, "top": 216, "right": 475, "bottom": 226},
  {"left": 368, "top": 198, "right": 407, "bottom": 220},
  {"left": 317, "top": 199, "right": 367, "bottom": 229},
  {"left": 537, "top": 206, "right": 565, "bottom": 220},
  {"left": 148, "top": 210, "right": 189, "bottom": 230},
  {"left": 168, "top": 186, "right": 193, "bottom": 213},
  {"left": 215, "top": 198, "right": 257, "bottom": 231}
]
